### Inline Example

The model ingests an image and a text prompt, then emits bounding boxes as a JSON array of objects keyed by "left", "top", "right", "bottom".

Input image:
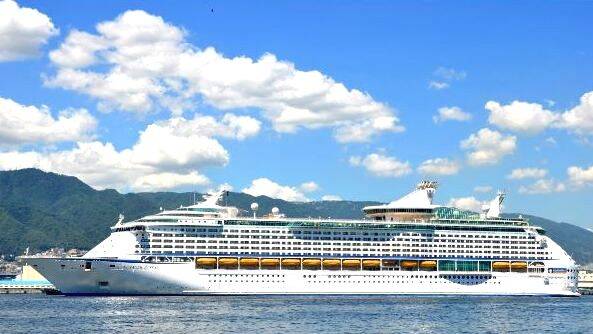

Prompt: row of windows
[{"left": 146, "top": 229, "right": 535, "bottom": 239}]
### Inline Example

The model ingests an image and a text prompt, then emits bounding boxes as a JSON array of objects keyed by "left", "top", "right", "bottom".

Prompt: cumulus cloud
[
  {"left": 460, "top": 128, "right": 517, "bottom": 166},
  {"left": 133, "top": 171, "right": 209, "bottom": 192},
  {"left": 473, "top": 185, "right": 493, "bottom": 193},
  {"left": 558, "top": 91, "right": 593, "bottom": 135},
  {"left": 45, "top": 10, "right": 403, "bottom": 143},
  {"left": 349, "top": 153, "right": 412, "bottom": 178},
  {"left": 485, "top": 91, "right": 593, "bottom": 136},
  {"left": 486, "top": 101, "right": 558, "bottom": 134},
  {"left": 507, "top": 168, "right": 548, "bottom": 180},
  {"left": 518, "top": 179, "right": 566, "bottom": 194},
  {"left": 321, "top": 194, "right": 342, "bottom": 201},
  {"left": 417, "top": 158, "right": 460, "bottom": 176},
  {"left": 567, "top": 165, "right": 593, "bottom": 187},
  {"left": 242, "top": 178, "right": 309, "bottom": 202},
  {"left": 447, "top": 196, "right": 484, "bottom": 212},
  {"left": 0, "top": 113, "right": 258, "bottom": 191},
  {"left": 0, "top": 0, "right": 58, "bottom": 61},
  {"left": 433, "top": 106, "right": 471, "bottom": 123},
  {"left": 299, "top": 181, "right": 319, "bottom": 193},
  {"left": 0, "top": 97, "right": 97, "bottom": 146}
]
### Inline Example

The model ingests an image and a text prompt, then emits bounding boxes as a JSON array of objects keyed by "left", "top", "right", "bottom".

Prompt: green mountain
[{"left": 1, "top": 169, "right": 592, "bottom": 265}]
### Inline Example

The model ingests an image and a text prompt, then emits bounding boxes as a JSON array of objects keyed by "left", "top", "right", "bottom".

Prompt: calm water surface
[{"left": 1, "top": 294, "right": 592, "bottom": 333}]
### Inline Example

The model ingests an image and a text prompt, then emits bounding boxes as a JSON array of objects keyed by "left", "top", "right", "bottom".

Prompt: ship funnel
[{"left": 486, "top": 191, "right": 505, "bottom": 218}]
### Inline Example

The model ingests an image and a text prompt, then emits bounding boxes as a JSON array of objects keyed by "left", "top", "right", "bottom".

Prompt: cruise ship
[{"left": 23, "top": 181, "right": 579, "bottom": 296}]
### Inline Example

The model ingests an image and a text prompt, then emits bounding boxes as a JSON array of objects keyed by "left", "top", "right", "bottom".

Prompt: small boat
[
  {"left": 401, "top": 260, "right": 418, "bottom": 269},
  {"left": 218, "top": 258, "right": 238, "bottom": 268},
  {"left": 342, "top": 259, "right": 361, "bottom": 269},
  {"left": 260, "top": 258, "right": 280, "bottom": 267},
  {"left": 302, "top": 259, "right": 321, "bottom": 269},
  {"left": 492, "top": 261, "right": 510, "bottom": 271},
  {"left": 420, "top": 260, "right": 437, "bottom": 269},
  {"left": 362, "top": 259, "right": 381, "bottom": 268},
  {"left": 239, "top": 258, "right": 259, "bottom": 267},
  {"left": 195, "top": 257, "right": 217, "bottom": 268},
  {"left": 322, "top": 259, "right": 341, "bottom": 269},
  {"left": 281, "top": 259, "right": 301, "bottom": 267}
]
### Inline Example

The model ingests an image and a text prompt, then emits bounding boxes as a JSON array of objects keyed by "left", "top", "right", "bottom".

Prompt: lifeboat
[
  {"left": 401, "top": 260, "right": 418, "bottom": 269},
  {"left": 323, "top": 259, "right": 341, "bottom": 269},
  {"left": 239, "top": 258, "right": 259, "bottom": 268},
  {"left": 218, "top": 258, "right": 238, "bottom": 268},
  {"left": 302, "top": 258, "right": 321, "bottom": 269},
  {"left": 260, "top": 258, "right": 280, "bottom": 267},
  {"left": 492, "top": 261, "right": 510, "bottom": 271},
  {"left": 281, "top": 258, "right": 301, "bottom": 268},
  {"left": 362, "top": 259, "right": 381, "bottom": 269},
  {"left": 420, "top": 260, "right": 437, "bottom": 270},
  {"left": 342, "top": 259, "right": 361, "bottom": 269},
  {"left": 382, "top": 259, "right": 398, "bottom": 267},
  {"left": 195, "top": 257, "right": 216, "bottom": 268},
  {"left": 511, "top": 261, "right": 527, "bottom": 272}
]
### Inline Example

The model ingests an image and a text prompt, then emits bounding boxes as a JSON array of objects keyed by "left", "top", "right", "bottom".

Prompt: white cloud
[
  {"left": 447, "top": 196, "right": 484, "bottom": 212},
  {"left": 428, "top": 67, "right": 466, "bottom": 90},
  {"left": 348, "top": 156, "right": 362, "bottom": 166},
  {"left": 433, "top": 106, "right": 471, "bottom": 123},
  {"left": 350, "top": 153, "right": 412, "bottom": 178},
  {"left": 299, "top": 181, "right": 319, "bottom": 193},
  {"left": 321, "top": 194, "right": 342, "bottom": 201},
  {"left": 45, "top": 10, "right": 403, "bottom": 143},
  {"left": 0, "top": 113, "right": 257, "bottom": 191},
  {"left": 0, "top": 0, "right": 58, "bottom": 61},
  {"left": 460, "top": 128, "right": 517, "bottom": 166},
  {"left": 473, "top": 185, "right": 493, "bottom": 193},
  {"left": 417, "top": 158, "right": 461, "bottom": 176},
  {"left": 242, "top": 178, "right": 309, "bottom": 202},
  {"left": 428, "top": 81, "right": 449, "bottom": 90},
  {"left": 434, "top": 67, "right": 467, "bottom": 81},
  {"left": 148, "top": 113, "right": 261, "bottom": 142},
  {"left": 486, "top": 100, "right": 558, "bottom": 134},
  {"left": 518, "top": 179, "right": 566, "bottom": 194},
  {"left": 0, "top": 97, "right": 97, "bottom": 147},
  {"left": 567, "top": 165, "right": 593, "bottom": 187},
  {"left": 484, "top": 90, "right": 593, "bottom": 136},
  {"left": 545, "top": 137, "right": 557, "bottom": 146},
  {"left": 507, "top": 168, "right": 548, "bottom": 180},
  {"left": 133, "top": 171, "right": 209, "bottom": 192},
  {"left": 558, "top": 91, "right": 593, "bottom": 135}
]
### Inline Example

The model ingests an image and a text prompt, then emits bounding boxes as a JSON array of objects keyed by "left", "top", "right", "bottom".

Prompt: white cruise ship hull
[{"left": 26, "top": 257, "right": 579, "bottom": 296}]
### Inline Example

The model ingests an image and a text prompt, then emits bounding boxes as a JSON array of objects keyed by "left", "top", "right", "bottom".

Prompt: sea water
[{"left": 1, "top": 294, "right": 592, "bottom": 333}]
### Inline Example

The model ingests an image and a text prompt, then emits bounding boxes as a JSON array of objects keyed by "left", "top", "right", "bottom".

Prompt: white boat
[{"left": 23, "top": 181, "right": 579, "bottom": 296}]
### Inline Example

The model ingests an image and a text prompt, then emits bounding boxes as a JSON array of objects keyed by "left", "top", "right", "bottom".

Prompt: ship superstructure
[{"left": 23, "top": 182, "right": 579, "bottom": 295}]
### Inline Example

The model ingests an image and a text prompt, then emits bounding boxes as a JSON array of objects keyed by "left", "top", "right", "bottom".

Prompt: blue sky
[{"left": 0, "top": 0, "right": 592, "bottom": 228}]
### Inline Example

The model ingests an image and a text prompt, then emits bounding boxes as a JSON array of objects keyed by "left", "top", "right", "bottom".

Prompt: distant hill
[{"left": 1, "top": 168, "right": 592, "bottom": 265}]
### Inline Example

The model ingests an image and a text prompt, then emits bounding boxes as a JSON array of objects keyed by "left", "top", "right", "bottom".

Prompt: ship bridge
[{"left": 363, "top": 181, "right": 439, "bottom": 221}]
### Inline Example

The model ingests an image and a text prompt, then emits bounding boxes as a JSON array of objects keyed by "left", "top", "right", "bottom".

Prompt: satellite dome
[
  {"left": 250, "top": 202, "right": 259, "bottom": 211},
  {"left": 271, "top": 207, "right": 280, "bottom": 215}
]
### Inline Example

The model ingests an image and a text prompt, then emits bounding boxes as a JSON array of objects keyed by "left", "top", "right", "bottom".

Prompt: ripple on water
[{"left": 0, "top": 295, "right": 592, "bottom": 334}]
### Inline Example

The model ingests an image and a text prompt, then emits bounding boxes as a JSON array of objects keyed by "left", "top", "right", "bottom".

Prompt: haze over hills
[{"left": 1, "top": 168, "right": 592, "bottom": 265}]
